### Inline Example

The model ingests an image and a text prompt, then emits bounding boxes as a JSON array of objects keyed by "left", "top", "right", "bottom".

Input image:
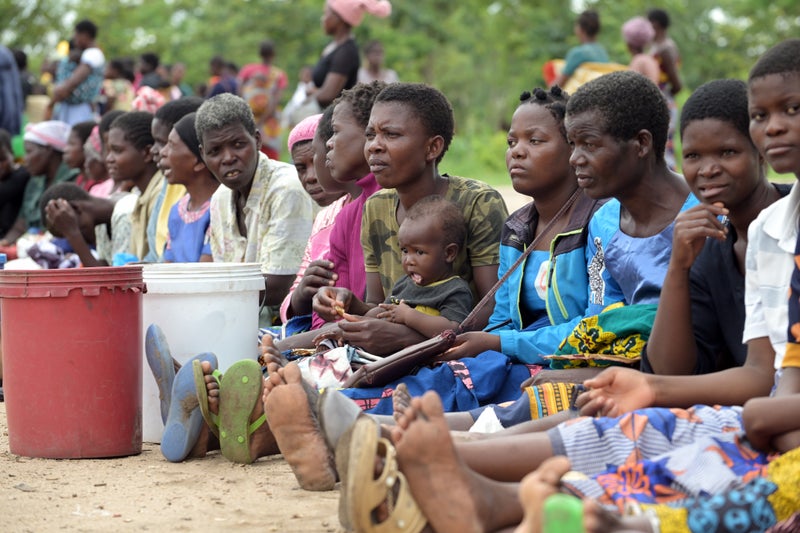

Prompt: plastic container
[
  {"left": 0, "top": 266, "right": 145, "bottom": 458},
  {"left": 141, "top": 262, "right": 263, "bottom": 443}
]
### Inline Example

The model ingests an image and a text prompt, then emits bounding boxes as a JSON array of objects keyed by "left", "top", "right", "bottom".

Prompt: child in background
[
  {"left": 62, "top": 120, "right": 96, "bottom": 191},
  {"left": 160, "top": 112, "right": 218, "bottom": 263},
  {"left": 621, "top": 17, "right": 660, "bottom": 84},
  {"left": 41, "top": 182, "right": 136, "bottom": 267},
  {"left": 366, "top": 195, "right": 473, "bottom": 338}
]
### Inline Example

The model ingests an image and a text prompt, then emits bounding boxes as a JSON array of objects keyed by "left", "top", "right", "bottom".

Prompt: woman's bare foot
[
  {"left": 258, "top": 335, "right": 287, "bottom": 368},
  {"left": 392, "top": 391, "right": 523, "bottom": 533},
  {"left": 262, "top": 362, "right": 337, "bottom": 491},
  {"left": 514, "top": 456, "right": 572, "bottom": 533},
  {"left": 392, "top": 383, "right": 412, "bottom": 423},
  {"left": 200, "top": 361, "right": 279, "bottom": 461}
]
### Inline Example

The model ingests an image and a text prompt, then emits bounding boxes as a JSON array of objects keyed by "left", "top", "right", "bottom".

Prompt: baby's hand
[{"left": 376, "top": 301, "right": 411, "bottom": 324}]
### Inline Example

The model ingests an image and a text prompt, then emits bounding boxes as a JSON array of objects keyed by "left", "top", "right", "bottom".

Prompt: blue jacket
[{"left": 487, "top": 191, "right": 603, "bottom": 363}]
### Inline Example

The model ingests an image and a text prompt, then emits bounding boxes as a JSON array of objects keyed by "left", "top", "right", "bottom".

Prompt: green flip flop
[
  {"left": 193, "top": 359, "right": 221, "bottom": 438},
  {"left": 217, "top": 360, "right": 267, "bottom": 464}
]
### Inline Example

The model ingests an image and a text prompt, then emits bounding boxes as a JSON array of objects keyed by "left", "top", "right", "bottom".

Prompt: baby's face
[{"left": 397, "top": 218, "right": 454, "bottom": 286}]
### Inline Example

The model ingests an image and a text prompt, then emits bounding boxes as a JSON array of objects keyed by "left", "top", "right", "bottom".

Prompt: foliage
[{"left": 4, "top": 0, "right": 799, "bottom": 148}]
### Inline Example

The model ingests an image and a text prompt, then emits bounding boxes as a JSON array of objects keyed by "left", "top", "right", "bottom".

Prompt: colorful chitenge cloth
[
  {"left": 546, "top": 302, "right": 658, "bottom": 369},
  {"left": 641, "top": 446, "right": 800, "bottom": 533}
]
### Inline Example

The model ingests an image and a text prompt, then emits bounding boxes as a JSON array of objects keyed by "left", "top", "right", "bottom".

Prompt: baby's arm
[{"left": 377, "top": 301, "right": 459, "bottom": 339}]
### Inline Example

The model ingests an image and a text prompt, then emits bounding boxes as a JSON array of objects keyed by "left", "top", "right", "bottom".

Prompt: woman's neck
[
  {"left": 729, "top": 178, "right": 781, "bottom": 239},
  {"left": 617, "top": 163, "right": 690, "bottom": 237},
  {"left": 185, "top": 175, "right": 218, "bottom": 210},
  {"left": 332, "top": 27, "right": 352, "bottom": 45},
  {"left": 131, "top": 164, "right": 158, "bottom": 194},
  {"left": 533, "top": 179, "right": 580, "bottom": 223},
  {"left": 397, "top": 169, "right": 446, "bottom": 213},
  {"left": 44, "top": 157, "right": 62, "bottom": 184}
]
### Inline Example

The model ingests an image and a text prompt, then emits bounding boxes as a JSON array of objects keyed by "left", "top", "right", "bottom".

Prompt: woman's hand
[
  {"left": 297, "top": 260, "right": 336, "bottom": 297},
  {"left": 313, "top": 286, "right": 354, "bottom": 322},
  {"left": 669, "top": 203, "right": 728, "bottom": 271},
  {"left": 575, "top": 367, "right": 656, "bottom": 418},
  {"left": 439, "top": 331, "right": 501, "bottom": 361}
]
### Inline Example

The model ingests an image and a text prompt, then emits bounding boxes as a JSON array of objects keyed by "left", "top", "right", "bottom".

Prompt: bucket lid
[
  {"left": 0, "top": 265, "right": 144, "bottom": 298},
  {"left": 143, "top": 262, "right": 265, "bottom": 294}
]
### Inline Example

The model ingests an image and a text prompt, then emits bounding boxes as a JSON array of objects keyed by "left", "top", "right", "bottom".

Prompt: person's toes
[
  {"left": 418, "top": 390, "right": 444, "bottom": 419},
  {"left": 201, "top": 361, "right": 220, "bottom": 415}
]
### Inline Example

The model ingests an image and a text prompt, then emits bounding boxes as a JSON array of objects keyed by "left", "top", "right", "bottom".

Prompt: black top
[
  {"left": 641, "top": 182, "right": 792, "bottom": 374},
  {"left": 312, "top": 39, "right": 360, "bottom": 94}
]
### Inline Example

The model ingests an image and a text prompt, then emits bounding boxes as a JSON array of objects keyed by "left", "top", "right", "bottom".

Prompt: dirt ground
[
  {"left": 0, "top": 186, "right": 529, "bottom": 533},
  {"left": 0, "top": 401, "right": 342, "bottom": 532}
]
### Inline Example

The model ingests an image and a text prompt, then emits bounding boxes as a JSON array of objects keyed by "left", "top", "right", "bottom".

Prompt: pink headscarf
[
  {"left": 23, "top": 120, "right": 71, "bottom": 152},
  {"left": 288, "top": 114, "right": 322, "bottom": 153},
  {"left": 622, "top": 16, "right": 655, "bottom": 49},
  {"left": 131, "top": 86, "right": 166, "bottom": 113},
  {"left": 327, "top": 0, "right": 391, "bottom": 27}
]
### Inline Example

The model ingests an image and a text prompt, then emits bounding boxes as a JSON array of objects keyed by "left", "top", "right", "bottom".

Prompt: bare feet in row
[
  {"left": 391, "top": 391, "right": 521, "bottom": 533},
  {"left": 262, "top": 361, "right": 337, "bottom": 491}
]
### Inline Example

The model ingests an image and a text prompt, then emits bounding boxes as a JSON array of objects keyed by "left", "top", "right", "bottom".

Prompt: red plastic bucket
[{"left": 0, "top": 266, "right": 144, "bottom": 458}]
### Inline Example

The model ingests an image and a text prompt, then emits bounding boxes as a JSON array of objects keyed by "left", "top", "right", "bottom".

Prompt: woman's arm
[
  {"left": 646, "top": 204, "right": 727, "bottom": 374},
  {"left": 314, "top": 72, "right": 348, "bottom": 108}
]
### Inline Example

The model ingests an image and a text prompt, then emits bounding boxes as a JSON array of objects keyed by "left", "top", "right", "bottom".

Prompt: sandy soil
[
  {"left": 0, "top": 186, "right": 528, "bottom": 533},
  {"left": 0, "top": 401, "right": 341, "bottom": 532}
]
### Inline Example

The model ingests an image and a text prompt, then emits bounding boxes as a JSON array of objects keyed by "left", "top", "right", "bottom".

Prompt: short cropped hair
[
  {"left": 315, "top": 105, "right": 335, "bottom": 145},
  {"left": 140, "top": 52, "right": 159, "bottom": 70},
  {"left": 154, "top": 97, "right": 204, "bottom": 129},
  {"left": 334, "top": 81, "right": 387, "bottom": 129},
  {"left": 109, "top": 111, "right": 155, "bottom": 151},
  {"left": 680, "top": 79, "right": 750, "bottom": 140},
  {"left": 647, "top": 9, "right": 670, "bottom": 30},
  {"left": 578, "top": 10, "right": 601, "bottom": 38},
  {"left": 259, "top": 40, "right": 275, "bottom": 60},
  {"left": 405, "top": 195, "right": 466, "bottom": 249},
  {"left": 567, "top": 71, "right": 669, "bottom": 161},
  {"left": 70, "top": 120, "right": 96, "bottom": 145},
  {"left": 374, "top": 83, "right": 455, "bottom": 163},
  {"left": 75, "top": 19, "right": 98, "bottom": 39},
  {"left": 518, "top": 86, "right": 570, "bottom": 140},
  {"left": 195, "top": 93, "right": 257, "bottom": 143},
  {"left": 39, "top": 182, "right": 91, "bottom": 232},
  {"left": 749, "top": 39, "right": 800, "bottom": 82},
  {"left": 99, "top": 110, "right": 125, "bottom": 138}
]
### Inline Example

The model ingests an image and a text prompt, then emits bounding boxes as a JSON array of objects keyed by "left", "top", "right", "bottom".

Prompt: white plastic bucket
[{"left": 141, "top": 262, "right": 264, "bottom": 443}]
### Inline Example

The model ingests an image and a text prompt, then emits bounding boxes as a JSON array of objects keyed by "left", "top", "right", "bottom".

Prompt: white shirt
[{"left": 744, "top": 181, "right": 800, "bottom": 368}]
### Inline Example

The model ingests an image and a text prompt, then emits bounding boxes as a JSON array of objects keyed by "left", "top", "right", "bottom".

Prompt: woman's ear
[
  {"left": 142, "top": 144, "right": 154, "bottom": 163},
  {"left": 426, "top": 135, "right": 445, "bottom": 163},
  {"left": 634, "top": 129, "right": 653, "bottom": 158}
]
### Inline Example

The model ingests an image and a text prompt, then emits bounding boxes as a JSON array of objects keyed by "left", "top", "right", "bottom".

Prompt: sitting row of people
[{"left": 146, "top": 38, "right": 800, "bottom": 533}]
